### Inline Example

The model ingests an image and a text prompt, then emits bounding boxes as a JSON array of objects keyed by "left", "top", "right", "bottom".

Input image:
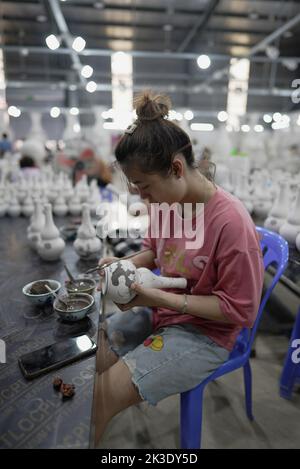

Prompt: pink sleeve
[{"left": 212, "top": 222, "right": 264, "bottom": 327}]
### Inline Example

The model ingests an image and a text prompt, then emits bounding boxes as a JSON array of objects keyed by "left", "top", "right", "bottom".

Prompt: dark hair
[
  {"left": 20, "top": 155, "right": 36, "bottom": 168},
  {"left": 115, "top": 91, "right": 195, "bottom": 176}
]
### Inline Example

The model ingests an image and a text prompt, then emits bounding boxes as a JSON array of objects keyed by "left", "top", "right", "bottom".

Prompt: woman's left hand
[{"left": 115, "top": 283, "right": 164, "bottom": 311}]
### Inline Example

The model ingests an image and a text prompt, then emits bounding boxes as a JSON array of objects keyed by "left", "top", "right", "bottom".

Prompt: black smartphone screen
[{"left": 18, "top": 334, "right": 97, "bottom": 379}]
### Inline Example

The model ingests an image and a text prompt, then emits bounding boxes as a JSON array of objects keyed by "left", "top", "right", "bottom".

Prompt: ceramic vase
[
  {"left": 22, "top": 193, "right": 35, "bottom": 217},
  {"left": 37, "top": 203, "right": 65, "bottom": 261},
  {"left": 53, "top": 192, "right": 68, "bottom": 217},
  {"left": 69, "top": 192, "right": 82, "bottom": 216},
  {"left": 73, "top": 203, "right": 102, "bottom": 260},
  {"left": 102, "top": 260, "right": 187, "bottom": 304},
  {"left": 7, "top": 190, "right": 21, "bottom": 217},
  {"left": 27, "top": 202, "right": 45, "bottom": 250}
]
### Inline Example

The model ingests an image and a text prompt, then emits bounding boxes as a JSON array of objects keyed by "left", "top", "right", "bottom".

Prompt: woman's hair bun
[{"left": 133, "top": 91, "right": 171, "bottom": 122}]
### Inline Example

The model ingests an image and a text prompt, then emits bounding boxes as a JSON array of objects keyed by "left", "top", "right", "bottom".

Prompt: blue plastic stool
[
  {"left": 180, "top": 227, "right": 289, "bottom": 449},
  {"left": 280, "top": 306, "right": 300, "bottom": 399}
]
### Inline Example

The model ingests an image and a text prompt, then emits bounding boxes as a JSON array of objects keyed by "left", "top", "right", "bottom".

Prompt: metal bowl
[
  {"left": 22, "top": 279, "right": 61, "bottom": 306},
  {"left": 53, "top": 293, "right": 94, "bottom": 322}
]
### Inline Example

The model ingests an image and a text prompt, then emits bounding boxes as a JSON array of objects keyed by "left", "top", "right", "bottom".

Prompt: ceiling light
[
  {"left": 184, "top": 110, "right": 194, "bottom": 120},
  {"left": 176, "top": 112, "right": 183, "bottom": 121},
  {"left": 197, "top": 54, "right": 211, "bottom": 70},
  {"left": 190, "top": 123, "right": 214, "bottom": 131},
  {"left": 241, "top": 124, "right": 250, "bottom": 132},
  {"left": 81, "top": 65, "right": 93, "bottom": 78},
  {"left": 217, "top": 111, "right": 228, "bottom": 122},
  {"left": 70, "top": 107, "right": 79, "bottom": 115},
  {"left": 254, "top": 124, "right": 264, "bottom": 132},
  {"left": 249, "top": 11, "right": 259, "bottom": 20},
  {"left": 86, "top": 81, "right": 97, "bottom": 93},
  {"left": 263, "top": 114, "right": 272, "bottom": 123},
  {"left": 45, "top": 34, "right": 60, "bottom": 50},
  {"left": 72, "top": 36, "right": 86, "bottom": 52},
  {"left": 163, "top": 24, "right": 173, "bottom": 32},
  {"left": 8, "top": 106, "right": 21, "bottom": 117},
  {"left": 168, "top": 110, "right": 177, "bottom": 120},
  {"left": 50, "top": 107, "right": 60, "bottom": 118}
]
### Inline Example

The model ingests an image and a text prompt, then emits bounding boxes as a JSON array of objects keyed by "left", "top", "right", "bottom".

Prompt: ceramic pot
[
  {"left": 22, "top": 193, "right": 34, "bottom": 217},
  {"left": 69, "top": 193, "right": 82, "bottom": 216}
]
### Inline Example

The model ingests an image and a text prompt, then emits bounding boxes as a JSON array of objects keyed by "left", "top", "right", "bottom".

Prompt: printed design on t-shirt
[
  {"left": 160, "top": 242, "right": 208, "bottom": 277},
  {"left": 143, "top": 335, "right": 164, "bottom": 351},
  {"left": 192, "top": 256, "right": 209, "bottom": 270}
]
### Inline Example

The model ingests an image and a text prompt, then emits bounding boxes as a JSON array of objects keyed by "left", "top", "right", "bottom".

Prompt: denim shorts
[{"left": 105, "top": 308, "right": 229, "bottom": 406}]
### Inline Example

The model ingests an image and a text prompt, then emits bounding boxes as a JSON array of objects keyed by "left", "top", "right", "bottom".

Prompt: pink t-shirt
[{"left": 143, "top": 186, "right": 264, "bottom": 351}]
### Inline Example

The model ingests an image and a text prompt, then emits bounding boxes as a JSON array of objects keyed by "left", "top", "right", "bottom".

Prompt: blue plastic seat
[
  {"left": 180, "top": 226, "right": 289, "bottom": 449},
  {"left": 280, "top": 306, "right": 300, "bottom": 399}
]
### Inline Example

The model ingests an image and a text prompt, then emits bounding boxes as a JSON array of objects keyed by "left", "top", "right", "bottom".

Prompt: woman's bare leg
[{"left": 94, "top": 359, "right": 142, "bottom": 447}]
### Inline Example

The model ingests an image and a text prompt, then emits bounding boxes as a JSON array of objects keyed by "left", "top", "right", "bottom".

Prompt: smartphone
[{"left": 18, "top": 334, "right": 97, "bottom": 380}]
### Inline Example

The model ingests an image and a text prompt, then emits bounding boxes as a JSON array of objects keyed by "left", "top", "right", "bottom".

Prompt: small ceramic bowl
[
  {"left": 65, "top": 278, "right": 96, "bottom": 296},
  {"left": 59, "top": 224, "right": 78, "bottom": 241},
  {"left": 22, "top": 279, "right": 61, "bottom": 306},
  {"left": 54, "top": 293, "right": 94, "bottom": 322}
]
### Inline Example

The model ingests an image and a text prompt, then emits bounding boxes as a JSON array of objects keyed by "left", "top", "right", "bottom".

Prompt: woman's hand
[
  {"left": 115, "top": 283, "right": 164, "bottom": 311},
  {"left": 98, "top": 256, "right": 118, "bottom": 278}
]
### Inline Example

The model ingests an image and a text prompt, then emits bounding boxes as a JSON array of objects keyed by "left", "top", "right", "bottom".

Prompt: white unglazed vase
[
  {"left": 22, "top": 193, "right": 34, "bottom": 217},
  {"left": 53, "top": 192, "right": 68, "bottom": 217},
  {"left": 37, "top": 203, "right": 65, "bottom": 261},
  {"left": 102, "top": 260, "right": 187, "bottom": 304},
  {"left": 73, "top": 203, "right": 102, "bottom": 260},
  {"left": 8, "top": 190, "right": 21, "bottom": 217},
  {"left": 27, "top": 202, "right": 45, "bottom": 250},
  {"left": 69, "top": 192, "right": 82, "bottom": 216},
  {"left": 264, "top": 180, "right": 290, "bottom": 233},
  {"left": 279, "top": 186, "right": 300, "bottom": 245},
  {"left": 136, "top": 267, "right": 187, "bottom": 289}
]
